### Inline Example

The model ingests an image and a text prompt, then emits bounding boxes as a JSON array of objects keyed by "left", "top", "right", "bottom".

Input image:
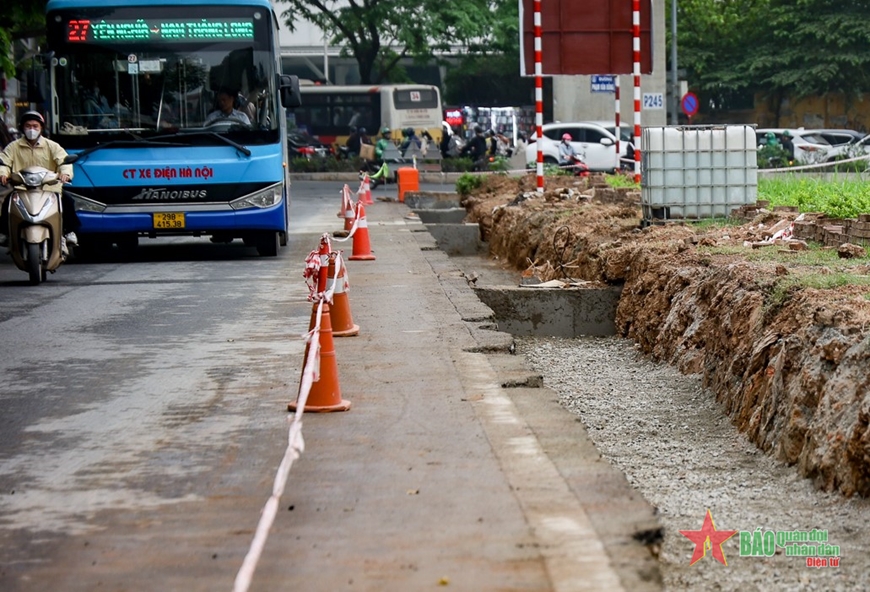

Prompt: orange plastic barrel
[{"left": 397, "top": 167, "right": 419, "bottom": 203}]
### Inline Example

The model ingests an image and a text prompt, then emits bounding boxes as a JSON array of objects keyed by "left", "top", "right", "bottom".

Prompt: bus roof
[{"left": 47, "top": 0, "right": 273, "bottom": 9}]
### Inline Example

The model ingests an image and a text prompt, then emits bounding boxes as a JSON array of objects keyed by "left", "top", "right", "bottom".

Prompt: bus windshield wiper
[
  {"left": 72, "top": 139, "right": 191, "bottom": 161},
  {"left": 150, "top": 131, "right": 252, "bottom": 157}
]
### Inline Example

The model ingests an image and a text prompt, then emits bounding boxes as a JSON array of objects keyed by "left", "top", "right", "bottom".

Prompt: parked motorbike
[{"left": 5, "top": 166, "right": 67, "bottom": 285}]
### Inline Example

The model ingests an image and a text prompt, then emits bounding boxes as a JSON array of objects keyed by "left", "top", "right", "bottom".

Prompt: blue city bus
[{"left": 44, "top": 0, "right": 300, "bottom": 256}]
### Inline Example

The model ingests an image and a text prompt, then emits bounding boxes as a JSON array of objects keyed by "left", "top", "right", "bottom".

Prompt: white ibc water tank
[{"left": 641, "top": 125, "right": 757, "bottom": 221}]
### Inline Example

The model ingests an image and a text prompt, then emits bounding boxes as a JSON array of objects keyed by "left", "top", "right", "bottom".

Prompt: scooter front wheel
[{"left": 26, "top": 242, "right": 42, "bottom": 285}]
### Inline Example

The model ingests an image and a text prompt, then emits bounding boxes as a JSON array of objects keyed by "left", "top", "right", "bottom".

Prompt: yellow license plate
[{"left": 153, "top": 212, "right": 185, "bottom": 229}]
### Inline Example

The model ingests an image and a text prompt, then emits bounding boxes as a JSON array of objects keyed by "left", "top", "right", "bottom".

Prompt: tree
[
  {"left": 443, "top": 1, "right": 532, "bottom": 105},
  {"left": 674, "top": 0, "right": 768, "bottom": 112},
  {"left": 277, "top": 0, "right": 499, "bottom": 84},
  {"left": 676, "top": 0, "right": 870, "bottom": 113},
  {"left": 746, "top": 0, "right": 870, "bottom": 99},
  {"left": 0, "top": 0, "right": 46, "bottom": 77}
]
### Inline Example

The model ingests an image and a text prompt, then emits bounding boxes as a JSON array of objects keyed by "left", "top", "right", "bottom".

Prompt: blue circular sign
[{"left": 681, "top": 92, "right": 699, "bottom": 117}]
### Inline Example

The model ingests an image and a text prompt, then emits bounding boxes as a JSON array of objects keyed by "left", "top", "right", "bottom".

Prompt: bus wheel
[{"left": 256, "top": 231, "right": 279, "bottom": 257}]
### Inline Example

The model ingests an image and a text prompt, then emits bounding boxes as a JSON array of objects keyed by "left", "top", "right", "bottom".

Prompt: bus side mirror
[{"left": 279, "top": 75, "right": 301, "bottom": 108}]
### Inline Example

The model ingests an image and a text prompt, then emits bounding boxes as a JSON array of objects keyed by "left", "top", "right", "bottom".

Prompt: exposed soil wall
[{"left": 463, "top": 174, "right": 870, "bottom": 497}]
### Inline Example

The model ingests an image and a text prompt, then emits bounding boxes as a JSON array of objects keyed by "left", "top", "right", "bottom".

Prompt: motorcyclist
[
  {"left": 439, "top": 122, "right": 453, "bottom": 159},
  {"left": 400, "top": 127, "right": 422, "bottom": 157},
  {"left": 459, "top": 125, "right": 488, "bottom": 169},
  {"left": 345, "top": 126, "right": 362, "bottom": 157},
  {"left": 374, "top": 127, "right": 392, "bottom": 160},
  {"left": 485, "top": 129, "right": 498, "bottom": 157},
  {"left": 558, "top": 133, "right": 578, "bottom": 167},
  {"left": 781, "top": 130, "right": 795, "bottom": 162},
  {"left": 0, "top": 111, "right": 79, "bottom": 249}
]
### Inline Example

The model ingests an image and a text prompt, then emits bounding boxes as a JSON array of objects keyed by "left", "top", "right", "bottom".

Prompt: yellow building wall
[{"left": 754, "top": 93, "right": 870, "bottom": 133}]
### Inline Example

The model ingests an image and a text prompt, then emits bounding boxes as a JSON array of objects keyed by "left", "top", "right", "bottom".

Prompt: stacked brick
[{"left": 731, "top": 204, "right": 870, "bottom": 248}]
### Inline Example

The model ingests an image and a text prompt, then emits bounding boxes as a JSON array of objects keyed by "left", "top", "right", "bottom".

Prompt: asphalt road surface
[{"left": 0, "top": 178, "right": 654, "bottom": 591}]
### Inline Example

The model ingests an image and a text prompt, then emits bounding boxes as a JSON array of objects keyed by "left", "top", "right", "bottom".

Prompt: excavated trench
[{"left": 408, "top": 175, "right": 870, "bottom": 499}]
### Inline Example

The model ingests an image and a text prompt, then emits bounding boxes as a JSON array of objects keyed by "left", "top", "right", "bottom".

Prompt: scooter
[
  {"left": 5, "top": 166, "right": 66, "bottom": 285},
  {"left": 565, "top": 152, "right": 590, "bottom": 177}
]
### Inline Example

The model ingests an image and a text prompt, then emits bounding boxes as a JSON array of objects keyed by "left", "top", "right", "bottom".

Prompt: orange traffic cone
[
  {"left": 344, "top": 195, "right": 356, "bottom": 232},
  {"left": 358, "top": 174, "right": 374, "bottom": 205},
  {"left": 289, "top": 301, "right": 351, "bottom": 413},
  {"left": 337, "top": 184, "right": 351, "bottom": 218},
  {"left": 349, "top": 202, "right": 376, "bottom": 261},
  {"left": 327, "top": 253, "right": 359, "bottom": 337}
]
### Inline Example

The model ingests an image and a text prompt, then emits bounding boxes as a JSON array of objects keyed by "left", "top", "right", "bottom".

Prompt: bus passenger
[{"left": 205, "top": 88, "right": 251, "bottom": 126}]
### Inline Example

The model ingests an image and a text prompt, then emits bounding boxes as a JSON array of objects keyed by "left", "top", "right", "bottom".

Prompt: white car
[
  {"left": 824, "top": 133, "right": 870, "bottom": 163},
  {"left": 756, "top": 128, "right": 832, "bottom": 165},
  {"left": 526, "top": 121, "right": 630, "bottom": 172}
]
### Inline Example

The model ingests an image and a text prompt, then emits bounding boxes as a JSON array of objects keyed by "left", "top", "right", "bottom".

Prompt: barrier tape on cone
[
  {"left": 332, "top": 199, "right": 361, "bottom": 243},
  {"left": 358, "top": 175, "right": 374, "bottom": 205},
  {"left": 234, "top": 298, "right": 325, "bottom": 592},
  {"left": 302, "top": 233, "right": 334, "bottom": 301},
  {"left": 326, "top": 255, "right": 350, "bottom": 295},
  {"left": 235, "top": 242, "right": 354, "bottom": 589}
]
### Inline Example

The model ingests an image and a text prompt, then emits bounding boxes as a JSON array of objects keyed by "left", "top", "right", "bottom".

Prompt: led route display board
[{"left": 67, "top": 18, "right": 255, "bottom": 43}]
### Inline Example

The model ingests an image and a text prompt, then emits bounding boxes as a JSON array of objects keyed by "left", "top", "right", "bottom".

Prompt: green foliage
[
  {"left": 441, "top": 157, "right": 475, "bottom": 173},
  {"left": 605, "top": 173, "right": 640, "bottom": 189},
  {"left": 288, "top": 157, "right": 362, "bottom": 173},
  {"left": 766, "top": 272, "right": 870, "bottom": 312},
  {"left": 278, "top": 0, "right": 500, "bottom": 84},
  {"left": 756, "top": 144, "right": 793, "bottom": 169},
  {"left": 488, "top": 156, "right": 510, "bottom": 172},
  {"left": 702, "top": 241, "right": 870, "bottom": 313},
  {"left": 759, "top": 177, "right": 870, "bottom": 218},
  {"left": 542, "top": 162, "right": 570, "bottom": 176},
  {"left": 705, "top": 243, "right": 869, "bottom": 265},
  {"left": 677, "top": 0, "right": 870, "bottom": 110},
  {"left": 455, "top": 173, "right": 484, "bottom": 196},
  {"left": 1, "top": 0, "right": 48, "bottom": 77}
]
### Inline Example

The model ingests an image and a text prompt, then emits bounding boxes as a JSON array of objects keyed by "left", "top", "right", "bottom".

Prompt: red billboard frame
[{"left": 520, "top": 0, "right": 653, "bottom": 76}]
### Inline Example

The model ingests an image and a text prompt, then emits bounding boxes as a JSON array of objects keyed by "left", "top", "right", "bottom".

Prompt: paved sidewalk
[{"left": 256, "top": 201, "right": 662, "bottom": 591}]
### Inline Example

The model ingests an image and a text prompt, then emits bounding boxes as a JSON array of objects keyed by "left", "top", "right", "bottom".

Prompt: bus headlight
[
  {"left": 66, "top": 191, "right": 106, "bottom": 213},
  {"left": 230, "top": 184, "right": 283, "bottom": 210}
]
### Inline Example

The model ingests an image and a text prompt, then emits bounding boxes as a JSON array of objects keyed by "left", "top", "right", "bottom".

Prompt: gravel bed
[{"left": 518, "top": 335, "right": 870, "bottom": 592}]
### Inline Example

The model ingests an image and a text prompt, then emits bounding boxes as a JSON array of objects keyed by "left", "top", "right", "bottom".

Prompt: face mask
[{"left": 24, "top": 128, "right": 41, "bottom": 141}]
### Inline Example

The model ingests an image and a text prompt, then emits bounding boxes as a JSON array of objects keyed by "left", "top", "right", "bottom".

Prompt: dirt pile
[{"left": 462, "top": 173, "right": 870, "bottom": 497}]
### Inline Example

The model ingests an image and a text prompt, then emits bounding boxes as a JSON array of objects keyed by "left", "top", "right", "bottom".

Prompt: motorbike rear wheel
[{"left": 26, "top": 242, "right": 42, "bottom": 285}]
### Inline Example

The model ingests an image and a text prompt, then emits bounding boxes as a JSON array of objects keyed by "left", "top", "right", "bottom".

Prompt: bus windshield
[
  {"left": 293, "top": 84, "right": 442, "bottom": 146},
  {"left": 46, "top": 5, "right": 279, "bottom": 147}
]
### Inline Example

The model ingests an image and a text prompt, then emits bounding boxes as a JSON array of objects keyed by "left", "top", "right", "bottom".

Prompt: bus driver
[{"left": 205, "top": 87, "right": 251, "bottom": 126}]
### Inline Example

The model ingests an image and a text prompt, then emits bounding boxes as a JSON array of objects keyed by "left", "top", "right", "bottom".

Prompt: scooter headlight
[{"left": 21, "top": 171, "right": 48, "bottom": 186}]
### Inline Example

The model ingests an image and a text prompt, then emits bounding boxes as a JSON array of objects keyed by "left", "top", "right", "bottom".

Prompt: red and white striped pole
[
  {"left": 632, "top": 0, "right": 642, "bottom": 184},
  {"left": 534, "top": 0, "right": 544, "bottom": 193},
  {"left": 614, "top": 76, "right": 621, "bottom": 165}
]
